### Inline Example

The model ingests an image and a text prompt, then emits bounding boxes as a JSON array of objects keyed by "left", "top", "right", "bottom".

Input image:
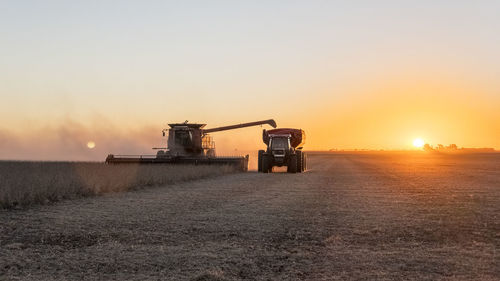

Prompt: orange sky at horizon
[{"left": 1, "top": 73, "right": 498, "bottom": 161}]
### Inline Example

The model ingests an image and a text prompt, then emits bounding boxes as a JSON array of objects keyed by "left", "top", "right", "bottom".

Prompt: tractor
[{"left": 258, "top": 128, "right": 306, "bottom": 173}]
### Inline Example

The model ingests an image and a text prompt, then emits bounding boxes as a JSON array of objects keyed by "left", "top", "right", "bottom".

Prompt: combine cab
[
  {"left": 106, "top": 119, "right": 277, "bottom": 171},
  {"left": 258, "top": 128, "right": 307, "bottom": 173}
]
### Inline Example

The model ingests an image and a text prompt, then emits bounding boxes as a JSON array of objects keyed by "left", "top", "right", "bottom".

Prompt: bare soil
[{"left": 1, "top": 153, "right": 499, "bottom": 280}]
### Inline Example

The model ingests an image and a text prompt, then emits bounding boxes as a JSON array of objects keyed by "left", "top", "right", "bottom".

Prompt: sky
[{"left": 1, "top": 0, "right": 499, "bottom": 160}]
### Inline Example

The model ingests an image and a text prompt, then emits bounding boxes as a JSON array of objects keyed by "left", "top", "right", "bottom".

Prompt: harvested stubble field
[
  {"left": 0, "top": 152, "right": 499, "bottom": 280},
  {"left": 0, "top": 162, "right": 238, "bottom": 208}
]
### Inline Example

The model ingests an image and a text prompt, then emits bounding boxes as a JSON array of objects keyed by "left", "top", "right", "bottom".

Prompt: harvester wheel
[
  {"left": 206, "top": 149, "right": 216, "bottom": 157},
  {"left": 287, "top": 154, "right": 297, "bottom": 173},
  {"left": 258, "top": 150, "right": 265, "bottom": 172},
  {"left": 296, "top": 150, "right": 303, "bottom": 173},
  {"left": 156, "top": 150, "right": 165, "bottom": 158}
]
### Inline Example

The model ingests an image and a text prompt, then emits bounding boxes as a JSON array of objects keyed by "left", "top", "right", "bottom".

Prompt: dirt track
[{"left": 1, "top": 153, "right": 499, "bottom": 280}]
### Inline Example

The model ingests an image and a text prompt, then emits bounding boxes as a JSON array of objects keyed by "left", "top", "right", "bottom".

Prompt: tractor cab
[{"left": 268, "top": 135, "right": 292, "bottom": 165}]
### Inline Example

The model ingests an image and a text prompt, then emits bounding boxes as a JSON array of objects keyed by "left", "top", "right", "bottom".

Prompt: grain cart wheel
[
  {"left": 258, "top": 150, "right": 265, "bottom": 172},
  {"left": 287, "top": 154, "right": 297, "bottom": 173},
  {"left": 296, "top": 150, "right": 303, "bottom": 173},
  {"left": 300, "top": 152, "right": 305, "bottom": 172},
  {"left": 262, "top": 154, "right": 271, "bottom": 173},
  {"left": 303, "top": 152, "right": 307, "bottom": 171}
]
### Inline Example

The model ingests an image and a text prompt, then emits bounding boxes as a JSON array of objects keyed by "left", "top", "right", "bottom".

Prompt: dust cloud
[{"left": 0, "top": 120, "right": 163, "bottom": 161}]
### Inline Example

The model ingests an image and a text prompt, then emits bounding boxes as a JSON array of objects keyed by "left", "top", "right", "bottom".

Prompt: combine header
[{"left": 106, "top": 119, "right": 277, "bottom": 171}]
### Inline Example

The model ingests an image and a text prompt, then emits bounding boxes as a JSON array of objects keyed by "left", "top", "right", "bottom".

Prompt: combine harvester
[
  {"left": 106, "top": 119, "right": 277, "bottom": 171},
  {"left": 258, "top": 128, "right": 307, "bottom": 173}
]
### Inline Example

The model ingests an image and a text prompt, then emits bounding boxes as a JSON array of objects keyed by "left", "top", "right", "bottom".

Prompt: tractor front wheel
[
  {"left": 258, "top": 150, "right": 265, "bottom": 172},
  {"left": 262, "top": 154, "right": 271, "bottom": 173}
]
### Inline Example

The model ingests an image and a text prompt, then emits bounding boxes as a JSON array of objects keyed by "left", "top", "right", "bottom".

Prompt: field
[{"left": 0, "top": 153, "right": 499, "bottom": 280}]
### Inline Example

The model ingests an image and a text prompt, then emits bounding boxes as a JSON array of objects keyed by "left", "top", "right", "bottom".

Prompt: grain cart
[
  {"left": 106, "top": 119, "right": 277, "bottom": 171},
  {"left": 258, "top": 128, "right": 306, "bottom": 173}
]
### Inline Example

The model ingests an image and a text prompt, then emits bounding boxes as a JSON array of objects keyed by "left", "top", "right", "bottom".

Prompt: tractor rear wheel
[
  {"left": 258, "top": 150, "right": 264, "bottom": 172},
  {"left": 287, "top": 154, "right": 297, "bottom": 173}
]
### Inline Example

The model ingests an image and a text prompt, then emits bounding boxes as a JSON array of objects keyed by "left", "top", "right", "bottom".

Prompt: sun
[
  {"left": 413, "top": 138, "right": 425, "bottom": 148},
  {"left": 87, "top": 141, "right": 96, "bottom": 149}
]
